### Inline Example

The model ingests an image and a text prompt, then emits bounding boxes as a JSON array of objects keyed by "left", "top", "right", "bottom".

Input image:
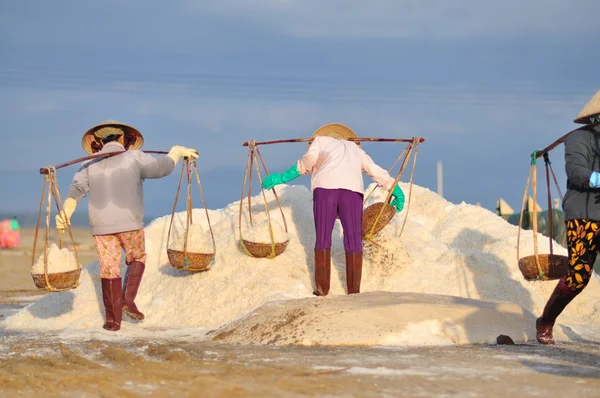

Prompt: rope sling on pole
[
  {"left": 166, "top": 158, "right": 216, "bottom": 272},
  {"left": 32, "top": 150, "right": 170, "bottom": 290},
  {"left": 363, "top": 137, "right": 422, "bottom": 241},
  {"left": 31, "top": 167, "right": 82, "bottom": 292},
  {"left": 240, "top": 135, "right": 426, "bottom": 243},
  {"left": 516, "top": 151, "right": 569, "bottom": 281},
  {"left": 239, "top": 141, "right": 290, "bottom": 258}
]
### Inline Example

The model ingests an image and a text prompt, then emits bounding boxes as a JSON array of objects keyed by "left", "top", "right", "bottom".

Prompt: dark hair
[{"left": 101, "top": 134, "right": 123, "bottom": 144}]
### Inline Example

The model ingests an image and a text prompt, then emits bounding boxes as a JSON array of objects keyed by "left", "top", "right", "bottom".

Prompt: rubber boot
[
  {"left": 313, "top": 249, "right": 331, "bottom": 296},
  {"left": 536, "top": 279, "right": 577, "bottom": 345},
  {"left": 346, "top": 252, "right": 363, "bottom": 294},
  {"left": 123, "top": 261, "right": 145, "bottom": 321},
  {"left": 101, "top": 278, "right": 123, "bottom": 331}
]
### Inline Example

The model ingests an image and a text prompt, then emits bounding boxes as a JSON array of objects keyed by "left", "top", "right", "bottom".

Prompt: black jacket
[{"left": 563, "top": 126, "right": 600, "bottom": 221}]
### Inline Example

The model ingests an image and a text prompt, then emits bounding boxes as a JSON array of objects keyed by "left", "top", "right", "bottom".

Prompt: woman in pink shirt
[{"left": 262, "top": 123, "right": 405, "bottom": 296}]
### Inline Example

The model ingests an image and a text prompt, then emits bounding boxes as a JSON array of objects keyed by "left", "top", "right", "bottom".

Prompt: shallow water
[{"left": 1, "top": 291, "right": 600, "bottom": 397}]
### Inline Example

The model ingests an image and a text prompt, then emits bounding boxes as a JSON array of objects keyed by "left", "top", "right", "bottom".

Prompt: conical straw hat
[
  {"left": 81, "top": 120, "right": 144, "bottom": 154},
  {"left": 311, "top": 123, "right": 357, "bottom": 140},
  {"left": 574, "top": 90, "right": 600, "bottom": 124}
]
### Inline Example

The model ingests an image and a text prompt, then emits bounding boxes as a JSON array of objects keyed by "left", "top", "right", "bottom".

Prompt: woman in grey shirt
[{"left": 56, "top": 120, "right": 197, "bottom": 332}]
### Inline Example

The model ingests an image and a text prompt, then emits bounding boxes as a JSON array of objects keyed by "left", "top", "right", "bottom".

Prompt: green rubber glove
[
  {"left": 262, "top": 165, "right": 301, "bottom": 190},
  {"left": 390, "top": 185, "right": 405, "bottom": 212}
]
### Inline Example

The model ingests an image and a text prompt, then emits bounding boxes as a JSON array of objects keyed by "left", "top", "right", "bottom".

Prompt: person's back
[
  {"left": 301, "top": 135, "right": 395, "bottom": 194},
  {"left": 58, "top": 120, "right": 197, "bottom": 332},
  {"left": 309, "top": 136, "right": 364, "bottom": 192},
  {"left": 78, "top": 142, "right": 173, "bottom": 235}
]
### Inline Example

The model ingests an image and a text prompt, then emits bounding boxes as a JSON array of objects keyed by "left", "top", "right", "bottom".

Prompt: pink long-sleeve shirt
[{"left": 297, "top": 136, "right": 396, "bottom": 194}]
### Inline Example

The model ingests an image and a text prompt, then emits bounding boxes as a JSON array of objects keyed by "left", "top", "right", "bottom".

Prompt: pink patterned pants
[{"left": 93, "top": 229, "right": 147, "bottom": 278}]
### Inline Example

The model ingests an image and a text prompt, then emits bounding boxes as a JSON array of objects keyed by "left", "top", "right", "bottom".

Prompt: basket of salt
[
  {"left": 166, "top": 158, "right": 216, "bottom": 272},
  {"left": 361, "top": 137, "right": 421, "bottom": 241},
  {"left": 168, "top": 224, "right": 215, "bottom": 271},
  {"left": 239, "top": 142, "right": 290, "bottom": 259},
  {"left": 31, "top": 243, "right": 81, "bottom": 290},
  {"left": 517, "top": 150, "right": 569, "bottom": 281},
  {"left": 362, "top": 202, "right": 396, "bottom": 239},
  {"left": 241, "top": 220, "right": 289, "bottom": 258},
  {"left": 518, "top": 254, "right": 570, "bottom": 281},
  {"left": 31, "top": 167, "right": 82, "bottom": 292}
]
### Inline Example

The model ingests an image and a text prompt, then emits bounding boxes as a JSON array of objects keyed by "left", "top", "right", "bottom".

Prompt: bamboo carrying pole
[
  {"left": 532, "top": 122, "right": 600, "bottom": 160},
  {"left": 39, "top": 150, "right": 169, "bottom": 174},
  {"left": 242, "top": 137, "right": 426, "bottom": 147}
]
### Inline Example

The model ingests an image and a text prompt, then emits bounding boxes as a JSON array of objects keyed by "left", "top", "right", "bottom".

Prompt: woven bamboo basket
[
  {"left": 517, "top": 149, "right": 570, "bottom": 281},
  {"left": 518, "top": 254, "right": 570, "bottom": 281},
  {"left": 362, "top": 202, "right": 396, "bottom": 239},
  {"left": 31, "top": 269, "right": 81, "bottom": 290},
  {"left": 166, "top": 158, "right": 216, "bottom": 273},
  {"left": 241, "top": 239, "right": 289, "bottom": 258},
  {"left": 167, "top": 249, "right": 214, "bottom": 272},
  {"left": 238, "top": 142, "right": 290, "bottom": 259}
]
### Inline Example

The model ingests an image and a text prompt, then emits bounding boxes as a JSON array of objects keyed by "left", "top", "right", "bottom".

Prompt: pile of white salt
[{"left": 5, "top": 183, "right": 600, "bottom": 346}]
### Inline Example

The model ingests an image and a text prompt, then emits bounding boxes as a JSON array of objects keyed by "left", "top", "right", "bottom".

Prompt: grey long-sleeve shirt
[
  {"left": 68, "top": 142, "right": 175, "bottom": 235},
  {"left": 563, "top": 126, "right": 600, "bottom": 221}
]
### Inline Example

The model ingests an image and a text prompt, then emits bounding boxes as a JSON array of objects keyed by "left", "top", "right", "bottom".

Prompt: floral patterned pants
[
  {"left": 93, "top": 229, "right": 147, "bottom": 278},
  {"left": 564, "top": 219, "right": 600, "bottom": 295}
]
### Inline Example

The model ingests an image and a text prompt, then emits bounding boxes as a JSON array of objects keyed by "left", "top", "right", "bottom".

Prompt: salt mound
[
  {"left": 169, "top": 224, "right": 214, "bottom": 253},
  {"left": 5, "top": 183, "right": 600, "bottom": 345},
  {"left": 241, "top": 218, "right": 289, "bottom": 244},
  {"left": 31, "top": 244, "right": 79, "bottom": 274},
  {"left": 208, "top": 291, "right": 569, "bottom": 346}
]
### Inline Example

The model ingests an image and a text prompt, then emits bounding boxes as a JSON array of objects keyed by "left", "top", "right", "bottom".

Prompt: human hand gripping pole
[
  {"left": 55, "top": 198, "right": 78, "bottom": 230},
  {"left": 390, "top": 185, "right": 405, "bottom": 212},
  {"left": 261, "top": 164, "right": 301, "bottom": 190},
  {"left": 167, "top": 145, "right": 199, "bottom": 165}
]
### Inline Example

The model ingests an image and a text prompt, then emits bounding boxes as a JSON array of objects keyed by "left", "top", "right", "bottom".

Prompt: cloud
[
  {"left": 0, "top": 77, "right": 586, "bottom": 214},
  {"left": 2, "top": 0, "right": 598, "bottom": 54},
  {"left": 194, "top": 0, "right": 599, "bottom": 40}
]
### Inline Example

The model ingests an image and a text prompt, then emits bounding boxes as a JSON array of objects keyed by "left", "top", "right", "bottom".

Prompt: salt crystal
[
  {"left": 31, "top": 244, "right": 79, "bottom": 274},
  {"left": 6, "top": 183, "right": 600, "bottom": 346},
  {"left": 241, "top": 219, "right": 288, "bottom": 244},
  {"left": 169, "top": 224, "right": 214, "bottom": 253}
]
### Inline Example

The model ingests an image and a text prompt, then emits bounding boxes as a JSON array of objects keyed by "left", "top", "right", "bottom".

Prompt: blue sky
[{"left": 1, "top": 0, "right": 599, "bottom": 222}]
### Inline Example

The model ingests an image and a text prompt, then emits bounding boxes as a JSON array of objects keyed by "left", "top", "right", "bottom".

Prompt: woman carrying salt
[
  {"left": 537, "top": 92, "right": 600, "bottom": 344},
  {"left": 262, "top": 123, "right": 405, "bottom": 296},
  {"left": 55, "top": 120, "right": 198, "bottom": 331}
]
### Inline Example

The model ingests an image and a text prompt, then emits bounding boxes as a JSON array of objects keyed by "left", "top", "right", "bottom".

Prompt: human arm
[
  {"left": 56, "top": 166, "right": 89, "bottom": 230},
  {"left": 590, "top": 172, "right": 600, "bottom": 188},
  {"left": 565, "top": 130, "right": 595, "bottom": 189},
  {"left": 138, "top": 146, "right": 198, "bottom": 180},
  {"left": 390, "top": 185, "right": 405, "bottom": 212},
  {"left": 261, "top": 138, "right": 322, "bottom": 190},
  {"left": 361, "top": 152, "right": 405, "bottom": 212}
]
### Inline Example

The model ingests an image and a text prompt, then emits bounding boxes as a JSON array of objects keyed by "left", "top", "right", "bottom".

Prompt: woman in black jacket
[{"left": 537, "top": 91, "right": 600, "bottom": 344}]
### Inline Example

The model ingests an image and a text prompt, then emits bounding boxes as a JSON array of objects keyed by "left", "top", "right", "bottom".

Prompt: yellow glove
[
  {"left": 167, "top": 146, "right": 199, "bottom": 165},
  {"left": 55, "top": 198, "right": 78, "bottom": 230}
]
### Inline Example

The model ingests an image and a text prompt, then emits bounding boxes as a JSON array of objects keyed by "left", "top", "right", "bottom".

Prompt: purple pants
[{"left": 313, "top": 188, "right": 363, "bottom": 253}]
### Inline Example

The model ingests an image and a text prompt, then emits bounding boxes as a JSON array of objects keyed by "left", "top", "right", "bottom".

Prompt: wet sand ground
[
  {"left": 2, "top": 233, "right": 600, "bottom": 397},
  {"left": 1, "top": 291, "right": 600, "bottom": 398}
]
